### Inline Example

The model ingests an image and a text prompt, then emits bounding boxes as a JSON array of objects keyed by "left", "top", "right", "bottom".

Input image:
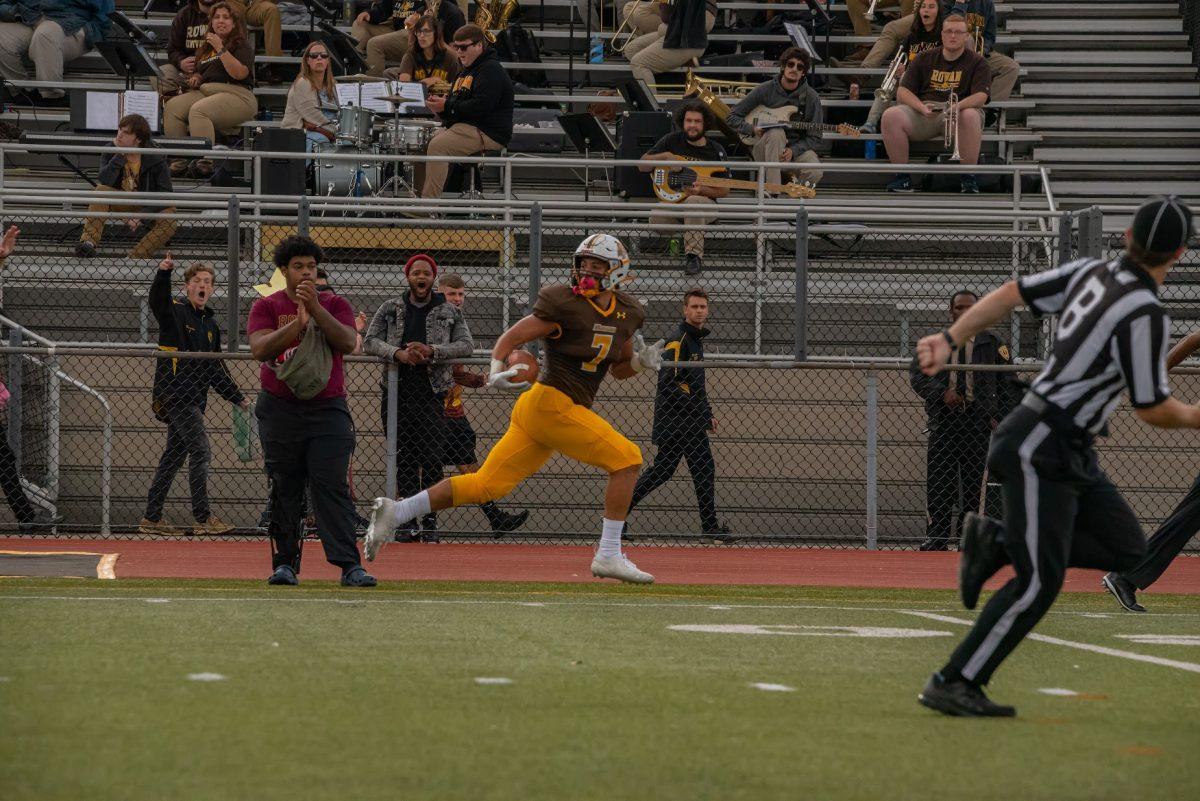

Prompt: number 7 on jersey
[{"left": 582, "top": 333, "right": 614, "bottom": 372}]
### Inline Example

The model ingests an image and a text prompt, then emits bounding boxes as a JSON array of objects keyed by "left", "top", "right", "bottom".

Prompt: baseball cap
[{"left": 1131, "top": 195, "right": 1194, "bottom": 253}]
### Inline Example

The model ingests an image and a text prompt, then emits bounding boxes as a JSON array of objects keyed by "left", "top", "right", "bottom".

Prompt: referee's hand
[{"left": 916, "top": 332, "right": 952, "bottom": 376}]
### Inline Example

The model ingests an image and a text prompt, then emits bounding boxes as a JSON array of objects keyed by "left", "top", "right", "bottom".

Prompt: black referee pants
[
  {"left": 1122, "top": 472, "right": 1200, "bottom": 590},
  {"left": 943, "top": 406, "right": 1146, "bottom": 686},
  {"left": 257, "top": 392, "right": 361, "bottom": 573},
  {"left": 629, "top": 430, "right": 718, "bottom": 532}
]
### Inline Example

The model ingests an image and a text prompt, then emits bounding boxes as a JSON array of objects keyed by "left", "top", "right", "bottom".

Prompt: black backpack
[{"left": 496, "top": 23, "right": 548, "bottom": 89}]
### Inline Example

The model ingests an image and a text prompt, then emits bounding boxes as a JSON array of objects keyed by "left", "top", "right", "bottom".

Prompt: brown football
[{"left": 506, "top": 349, "right": 539, "bottom": 384}]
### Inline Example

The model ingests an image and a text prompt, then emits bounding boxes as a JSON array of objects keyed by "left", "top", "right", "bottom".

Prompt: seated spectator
[
  {"left": 354, "top": 0, "right": 464, "bottom": 77},
  {"left": 845, "top": 1, "right": 914, "bottom": 57},
  {"left": 881, "top": 13, "right": 989, "bottom": 194},
  {"left": 849, "top": 0, "right": 944, "bottom": 134},
  {"left": 420, "top": 24, "right": 512, "bottom": 200},
  {"left": 282, "top": 40, "right": 338, "bottom": 152},
  {"left": 163, "top": 2, "right": 258, "bottom": 178},
  {"left": 624, "top": 0, "right": 716, "bottom": 86},
  {"left": 952, "top": 0, "right": 1019, "bottom": 101},
  {"left": 383, "top": 13, "right": 459, "bottom": 88},
  {"left": 227, "top": 0, "right": 282, "bottom": 80},
  {"left": 76, "top": 114, "right": 177, "bottom": 260},
  {"left": 0, "top": 0, "right": 112, "bottom": 103},
  {"left": 620, "top": 0, "right": 667, "bottom": 39},
  {"left": 156, "top": 0, "right": 216, "bottom": 97}
]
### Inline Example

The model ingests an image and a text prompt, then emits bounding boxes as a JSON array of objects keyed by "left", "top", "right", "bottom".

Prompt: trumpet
[
  {"left": 875, "top": 47, "right": 905, "bottom": 102},
  {"left": 944, "top": 90, "right": 961, "bottom": 161},
  {"left": 864, "top": 0, "right": 879, "bottom": 20}
]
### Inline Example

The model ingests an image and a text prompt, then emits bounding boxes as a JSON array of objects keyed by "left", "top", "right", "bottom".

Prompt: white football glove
[
  {"left": 629, "top": 333, "right": 665, "bottom": 373},
  {"left": 486, "top": 358, "right": 531, "bottom": 392}
]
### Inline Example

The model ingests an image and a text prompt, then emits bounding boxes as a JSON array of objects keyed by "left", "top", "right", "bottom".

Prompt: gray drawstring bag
[{"left": 268, "top": 320, "right": 332, "bottom": 400}]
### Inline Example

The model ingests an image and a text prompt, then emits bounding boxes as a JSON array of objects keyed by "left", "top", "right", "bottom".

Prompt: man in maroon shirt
[{"left": 247, "top": 235, "right": 375, "bottom": 587}]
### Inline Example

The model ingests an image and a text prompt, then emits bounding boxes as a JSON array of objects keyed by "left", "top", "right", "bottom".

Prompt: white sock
[
  {"left": 597, "top": 518, "right": 624, "bottom": 559},
  {"left": 390, "top": 491, "right": 432, "bottom": 526}
]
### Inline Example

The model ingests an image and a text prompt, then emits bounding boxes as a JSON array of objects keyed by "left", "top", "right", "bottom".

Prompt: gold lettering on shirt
[
  {"left": 930, "top": 69, "right": 964, "bottom": 92},
  {"left": 593, "top": 323, "right": 617, "bottom": 334}
]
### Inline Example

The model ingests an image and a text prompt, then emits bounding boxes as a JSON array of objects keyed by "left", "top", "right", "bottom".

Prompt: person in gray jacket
[
  {"left": 726, "top": 48, "right": 824, "bottom": 188},
  {"left": 363, "top": 253, "right": 473, "bottom": 541}
]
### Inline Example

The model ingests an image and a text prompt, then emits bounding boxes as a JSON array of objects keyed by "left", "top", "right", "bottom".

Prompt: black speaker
[
  {"left": 252, "top": 127, "right": 306, "bottom": 196},
  {"left": 614, "top": 111, "right": 672, "bottom": 199}
]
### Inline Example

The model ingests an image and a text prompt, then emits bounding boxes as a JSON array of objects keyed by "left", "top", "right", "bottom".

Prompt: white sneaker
[
  {"left": 591, "top": 553, "right": 654, "bottom": 584},
  {"left": 364, "top": 497, "right": 396, "bottom": 562}
]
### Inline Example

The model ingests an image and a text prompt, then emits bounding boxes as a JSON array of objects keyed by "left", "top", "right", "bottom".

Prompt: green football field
[{"left": 1, "top": 580, "right": 1198, "bottom": 801}]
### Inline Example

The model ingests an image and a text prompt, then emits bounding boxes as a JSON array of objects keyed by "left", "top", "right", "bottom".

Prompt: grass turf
[{"left": 1, "top": 579, "right": 1198, "bottom": 801}]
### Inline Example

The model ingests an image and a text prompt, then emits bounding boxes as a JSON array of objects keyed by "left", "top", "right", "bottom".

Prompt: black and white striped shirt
[{"left": 1018, "top": 255, "right": 1171, "bottom": 434}]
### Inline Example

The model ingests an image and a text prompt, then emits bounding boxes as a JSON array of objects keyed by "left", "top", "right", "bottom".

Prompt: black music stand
[
  {"left": 96, "top": 39, "right": 161, "bottom": 91},
  {"left": 318, "top": 20, "right": 368, "bottom": 76},
  {"left": 559, "top": 112, "right": 616, "bottom": 201},
  {"left": 617, "top": 77, "right": 660, "bottom": 113}
]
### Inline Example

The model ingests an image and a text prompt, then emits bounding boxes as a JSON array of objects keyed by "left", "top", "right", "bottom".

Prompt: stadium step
[
  {"left": 1007, "top": 3, "right": 1183, "bottom": 18},
  {"left": 1015, "top": 50, "right": 1193, "bottom": 65},
  {"left": 1007, "top": 18, "right": 1183, "bottom": 33},
  {"left": 1027, "top": 114, "right": 1200, "bottom": 130},
  {"left": 1021, "top": 81, "right": 1200, "bottom": 97},
  {"left": 1034, "top": 147, "right": 1200, "bottom": 163},
  {"left": 1051, "top": 180, "right": 1200, "bottom": 197}
]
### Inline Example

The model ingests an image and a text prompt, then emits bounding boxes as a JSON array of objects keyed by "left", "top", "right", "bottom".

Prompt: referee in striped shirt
[{"left": 913, "top": 195, "right": 1195, "bottom": 717}]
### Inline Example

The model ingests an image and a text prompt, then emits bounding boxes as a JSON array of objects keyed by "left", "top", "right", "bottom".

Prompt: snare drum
[
  {"left": 315, "top": 143, "right": 381, "bottom": 196},
  {"left": 336, "top": 106, "right": 375, "bottom": 145},
  {"left": 379, "top": 120, "right": 439, "bottom": 153}
]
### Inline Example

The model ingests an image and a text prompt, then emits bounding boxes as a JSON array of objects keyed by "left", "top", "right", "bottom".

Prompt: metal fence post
[
  {"left": 794, "top": 207, "right": 809, "bottom": 361},
  {"left": 297, "top": 195, "right": 310, "bottom": 238},
  {"left": 865, "top": 369, "right": 878, "bottom": 550},
  {"left": 226, "top": 196, "right": 241, "bottom": 352},
  {"left": 1056, "top": 210, "right": 1072, "bottom": 265},
  {"left": 6, "top": 327, "right": 21, "bottom": 467},
  {"left": 527, "top": 203, "right": 543, "bottom": 358},
  {"left": 385, "top": 363, "right": 398, "bottom": 502},
  {"left": 1079, "top": 206, "right": 1104, "bottom": 259}
]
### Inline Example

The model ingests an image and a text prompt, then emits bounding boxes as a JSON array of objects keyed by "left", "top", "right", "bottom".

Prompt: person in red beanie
[{"left": 363, "top": 253, "right": 474, "bottom": 542}]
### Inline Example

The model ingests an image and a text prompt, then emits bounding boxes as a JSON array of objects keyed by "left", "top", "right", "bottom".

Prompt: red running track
[{"left": 2, "top": 538, "right": 1198, "bottom": 593}]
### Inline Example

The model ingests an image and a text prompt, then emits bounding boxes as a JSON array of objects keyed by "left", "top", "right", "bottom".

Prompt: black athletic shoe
[
  {"left": 421, "top": 515, "right": 439, "bottom": 543},
  {"left": 918, "top": 673, "right": 1016, "bottom": 718},
  {"left": 75, "top": 240, "right": 97, "bottom": 258},
  {"left": 394, "top": 521, "right": 419, "bottom": 543},
  {"left": 960, "top": 512, "right": 1009, "bottom": 610},
  {"left": 490, "top": 509, "right": 529, "bottom": 536},
  {"left": 1102, "top": 572, "right": 1146, "bottom": 613},
  {"left": 267, "top": 565, "right": 299, "bottom": 586},
  {"left": 684, "top": 253, "right": 703, "bottom": 276},
  {"left": 918, "top": 537, "right": 950, "bottom": 552},
  {"left": 702, "top": 523, "right": 741, "bottom": 544},
  {"left": 341, "top": 566, "right": 377, "bottom": 587}
]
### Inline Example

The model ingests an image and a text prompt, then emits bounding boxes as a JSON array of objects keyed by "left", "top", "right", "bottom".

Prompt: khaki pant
[
  {"left": 650, "top": 195, "right": 717, "bottom": 258},
  {"left": 626, "top": 12, "right": 715, "bottom": 85},
  {"left": 81, "top": 185, "right": 178, "bottom": 259},
  {"left": 984, "top": 51, "right": 1020, "bottom": 102},
  {"left": 228, "top": 0, "right": 283, "bottom": 56},
  {"left": 890, "top": 104, "right": 981, "bottom": 141},
  {"left": 153, "top": 63, "right": 188, "bottom": 96},
  {"left": 357, "top": 24, "right": 409, "bottom": 76},
  {"left": 751, "top": 129, "right": 824, "bottom": 187},
  {"left": 0, "top": 20, "right": 88, "bottom": 98},
  {"left": 621, "top": 0, "right": 665, "bottom": 38},
  {"left": 422, "top": 123, "right": 502, "bottom": 199},
  {"left": 845, "top": 0, "right": 914, "bottom": 38},
  {"left": 860, "top": 14, "right": 914, "bottom": 69},
  {"left": 164, "top": 83, "right": 258, "bottom": 142}
]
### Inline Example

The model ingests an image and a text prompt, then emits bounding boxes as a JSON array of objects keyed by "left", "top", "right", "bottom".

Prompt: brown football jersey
[{"left": 531, "top": 284, "right": 646, "bottom": 408}]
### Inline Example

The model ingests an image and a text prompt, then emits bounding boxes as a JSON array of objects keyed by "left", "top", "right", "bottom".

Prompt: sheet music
[
  {"left": 389, "top": 81, "right": 427, "bottom": 114},
  {"left": 335, "top": 82, "right": 396, "bottom": 113},
  {"left": 85, "top": 92, "right": 120, "bottom": 132},
  {"left": 122, "top": 90, "right": 161, "bottom": 131},
  {"left": 785, "top": 22, "right": 822, "bottom": 63}
]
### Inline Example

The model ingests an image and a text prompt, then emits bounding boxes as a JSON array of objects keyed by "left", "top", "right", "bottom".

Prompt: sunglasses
[
  {"left": 416, "top": 27, "right": 435, "bottom": 34},
  {"left": 306, "top": 52, "right": 330, "bottom": 59},
  {"left": 450, "top": 41, "right": 479, "bottom": 51},
  {"left": 784, "top": 60, "right": 804, "bottom": 69}
]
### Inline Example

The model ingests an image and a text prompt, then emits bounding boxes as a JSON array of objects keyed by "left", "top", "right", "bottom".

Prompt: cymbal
[
  {"left": 380, "top": 94, "right": 415, "bottom": 103},
  {"left": 336, "top": 73, "right": 380, "bottom": 83}
]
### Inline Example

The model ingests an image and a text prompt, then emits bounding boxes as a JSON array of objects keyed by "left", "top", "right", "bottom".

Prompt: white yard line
[{"left": 900, "top": 611, "right": 1200, "bottom": 674}]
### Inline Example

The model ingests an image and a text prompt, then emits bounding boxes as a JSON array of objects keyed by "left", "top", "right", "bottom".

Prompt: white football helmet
[{"left": 572, "top": 234, "right": 631, "bottom": 297}]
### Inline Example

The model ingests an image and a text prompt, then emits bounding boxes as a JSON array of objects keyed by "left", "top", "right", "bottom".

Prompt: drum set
[{"left": 313, "top": 74, "right": 443, "bottom": 198}]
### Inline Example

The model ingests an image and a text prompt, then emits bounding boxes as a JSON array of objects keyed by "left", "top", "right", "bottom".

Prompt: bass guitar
[{"left": 649, "top": 153, "right": 816, "bottom": 203}]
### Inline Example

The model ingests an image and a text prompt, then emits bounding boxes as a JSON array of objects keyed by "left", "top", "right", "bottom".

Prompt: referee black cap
[{"left": 1131, "top": 195, "right": 1194, "bottom": 253}]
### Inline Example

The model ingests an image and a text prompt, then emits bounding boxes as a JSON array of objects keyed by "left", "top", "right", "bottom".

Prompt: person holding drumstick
[{"left": 282, "top": 40, "right": 339, "bottom": 152}]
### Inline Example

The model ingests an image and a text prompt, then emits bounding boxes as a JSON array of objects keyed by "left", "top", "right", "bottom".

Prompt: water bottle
[
  {"left": 589, "top": 36, "right": 604, "bottom": 64},
  {"left": 668, "top": 237, "right": 681, "bottom": 257},
  {"left": 864, "top": 139, "right": 877, "bottom": 160}
]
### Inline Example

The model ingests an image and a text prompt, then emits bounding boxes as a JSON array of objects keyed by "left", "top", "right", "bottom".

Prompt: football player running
[{"left": 364, "top": 234, "right": 664, "bottom": 583}]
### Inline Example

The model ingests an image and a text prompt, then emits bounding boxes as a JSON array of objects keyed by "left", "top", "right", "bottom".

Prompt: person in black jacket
[
  {"left": 140, "top": 254, "right": 248, "bottom": 537},
  {"left": 76, "top": 114, "right": 176, "bottom": 260},
  {"left": 420, "top": 24, "right": 513, "bottom": 199},
  {"left": 908, "top": 290, "right": 1012, "bottom": 551},
  {"left": 627, "top": 289, "right": 734, "bottom": 542}
]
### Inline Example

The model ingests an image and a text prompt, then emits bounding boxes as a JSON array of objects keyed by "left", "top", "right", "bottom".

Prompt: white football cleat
[
  {"left": 363, "top": 497, "right": 396, "bottom": 562},
  {"left": 591, "top": 553, "right": 654, "bottom": 584}
]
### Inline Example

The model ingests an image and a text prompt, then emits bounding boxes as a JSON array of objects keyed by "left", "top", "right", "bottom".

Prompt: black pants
[
  {"left": 144, "top": 402, "right": 211, "bottom": 522},
  {"left": 925, "top": 411, "right": 991, "bottom": 545},
  {"left": 257, "top": 391, "right": 361, "bottom": 573},
  {"left": 629, "top": 429, "right": 718, "bottom": 531},
  {"left": 0, "top": 421, "right": 35, "bottom": 523},
  {"left": 381, "top": 386, "right": 445, "bottom": 519},
  {"left": 943, "top": 406, "right": 1146, "bottom": 685},
  {"left": 1123, "top": 472, "right": 1200, "bottom": 590}
]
